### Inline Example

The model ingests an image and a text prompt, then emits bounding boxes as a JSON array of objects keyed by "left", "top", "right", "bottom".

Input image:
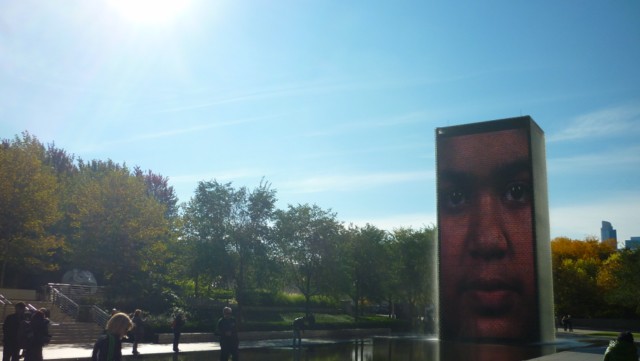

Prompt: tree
[
  {"left": 181, "top": 179, "right": 277, "bottom": 322},
  {"left": 229, "top": 180, "right": 278, "bottom": 316},
  {"left": 551, "top": 236, "right": 616, "bottom": 317},
  {"left": 273, "top": 204, "right": 342, "bottom": 316},
  {"left": 0, "top": 133, "right": 63, "bottom": 287},
  {"left": 181, "top": 181, "right": 232, "bottom": 297},
  {"left": 599, "top": 249, "right": 640, "bottom": 316},
  {"left": 66, "top": 160, "right": 170, "bottom": 305},
  {"left": 340, "top": 224, "right": 391, "bottom": 319},
  {"left": 392, "top": 226, "right": 437, "bottom": 323},
  {"left": 134, "top": 167, "right": 179, "bottom": 219}
]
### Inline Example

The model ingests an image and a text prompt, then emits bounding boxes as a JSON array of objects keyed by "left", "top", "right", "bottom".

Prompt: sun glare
[{"left": 107, "top": 0, "right": 191, "bottom": 25}]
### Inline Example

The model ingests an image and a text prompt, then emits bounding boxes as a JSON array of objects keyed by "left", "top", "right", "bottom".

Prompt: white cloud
[
  {"left": 280, "top": 171, "right": 435, "bottom": 194},
  {"left": 549, "top": 191, "right": 640, "bottom": 244},
  {"left": 548, "top": 144, "right": 640, "bottom": 174},
  {"left": 345, "top": 193, "right": 640, "bottom": 242},
  {"left": 170, "top": 168, "right": 267, "bottom": 185},
  {"left": 169, "top": 169, "right": 272, "bottom": 204},
  {"left": 299, "top": 110, "right": 439, "bottom": 138},
  {"left": 75, "top": 114, "right": 278, "bottom": 154},
  {"left": 348, "top": 212, "right": 437, "bottom": 232},
  {"left": 548, "top": 104, "right": 640, "bottom": 143}
]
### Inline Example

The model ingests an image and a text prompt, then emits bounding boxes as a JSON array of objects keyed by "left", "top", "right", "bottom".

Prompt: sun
[{"left": 107, "top": 0, "right": 192, "bottom": 25}]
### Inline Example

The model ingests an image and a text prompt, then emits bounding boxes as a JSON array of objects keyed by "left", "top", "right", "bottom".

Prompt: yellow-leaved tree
[{"left": 0, "top": 133, "right": 63, "bottom": 287}]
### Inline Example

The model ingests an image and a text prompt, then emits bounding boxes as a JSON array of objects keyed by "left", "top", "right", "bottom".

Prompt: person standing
[
  {"left": 91, "top": 313, "right": 133, "bottom": 361},
  {"left": 603, "top": 331, "right": 638, "bottom": 361},
  {"left": 216, "top": 307, "right": 238, "bottom": 361},
  {"left": 171, "top": 313, "right": 185, "bottom": 352},
  {"left": 292, "top": 316, "right": 306, "bottom": 347},
  {"left": 23, "top": 310, "right": 50, "bottom": 361},
  {"left": 2, "top": 302, "right": 26, "bottom": 361},
  {"left": 131, "top": 309, "right": 145, "bottom": 355}
]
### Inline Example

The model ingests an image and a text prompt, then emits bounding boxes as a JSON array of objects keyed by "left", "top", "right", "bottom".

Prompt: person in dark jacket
[
  {"left": 171, "top": 313, "right": 185, "bottom": 352},
  {"left": 2, "top": 302, "right": 26, "bottom": 361},
  {"left": 603, "top": 331, "right": 638, "bottom": 361},
  {"left": 91, "top": 313, "right": 133, "bottom": 361},
  {"left": 131, "top": 309, "right": 145, "bottom": 355},
  {"left": 23, "top": 310, "right": 50, "bottom": 361},
  {"left": 292, "top": 316, "right": 306, "bottom": 347},
  {"left": 216, "top": 307, "right": 238, "bottom": 361}
]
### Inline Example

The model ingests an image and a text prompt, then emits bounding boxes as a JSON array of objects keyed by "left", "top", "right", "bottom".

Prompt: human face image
[{"left": 437, "top": 128, "right": 537, "bottom": 342}]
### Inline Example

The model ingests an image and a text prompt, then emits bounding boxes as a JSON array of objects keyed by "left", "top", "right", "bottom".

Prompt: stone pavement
[
  {"left": 22, "top": 329, "right": 621, "bottom": 360},
  {"left": 42, "top": 338, "right": 308, "bottom": 360},
  {"left": 42, "top": 341, "right": 218, "bottom": 360},
  {"left": 527, "top": 352, "right": 602, "bottom": 361}
]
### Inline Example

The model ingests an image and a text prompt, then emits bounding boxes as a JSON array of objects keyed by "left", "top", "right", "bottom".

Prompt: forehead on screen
[{"left": 437, "top": 128, "right": 530, "bottom": 167}]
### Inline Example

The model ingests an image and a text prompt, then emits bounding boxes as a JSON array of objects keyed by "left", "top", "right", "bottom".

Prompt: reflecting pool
[
  {"left": 137, "top": 335, "right": 606, "bottom": 361},
  {"left": 136, "top": 336, "right": 607, "bottom": 361}
]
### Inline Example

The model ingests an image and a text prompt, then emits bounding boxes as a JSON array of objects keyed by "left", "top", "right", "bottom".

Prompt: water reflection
[{"left": 144, "top": 337, "right": 561, "bottom": 361}]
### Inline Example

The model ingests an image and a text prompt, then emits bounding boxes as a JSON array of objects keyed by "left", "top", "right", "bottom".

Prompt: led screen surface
[{"left": 436, "top": 116, "right": 553, "bottom": 343}]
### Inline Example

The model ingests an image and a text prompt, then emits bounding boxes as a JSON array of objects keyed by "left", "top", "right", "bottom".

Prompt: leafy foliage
[
  {"left": 0, "top": 133, "right": 63, "bottom": 287},
  {"left": 551, "top": 236, "right": 638, "bottom": 318},
  {"left": 273, "top": 204, "right": 342, "bottom": 315}
]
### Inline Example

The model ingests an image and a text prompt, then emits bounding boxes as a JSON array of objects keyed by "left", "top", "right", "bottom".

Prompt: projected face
[{"left": 438, "top": 128, "right": 536, "bottom": 342}]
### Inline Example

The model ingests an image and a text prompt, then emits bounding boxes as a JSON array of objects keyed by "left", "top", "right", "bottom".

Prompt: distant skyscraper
[{"left": 601, "top": 221, "right": 617, "bottom": 242}]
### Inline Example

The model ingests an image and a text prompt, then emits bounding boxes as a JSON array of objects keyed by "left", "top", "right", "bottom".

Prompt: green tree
[
  {"left": 392, "top": 226, "right": 437, "bottom": 322},
  {"left": 0, "top": 133, "right": 63, "bottom": 287},
  {"left": 66, "top": 160, "right": 170, "bottom": 306},
  {"left": 180, "top": 181, "right": 231, "bottom": 298},
  {"left": 340, "top": 224, "right": 391, "bottom": 319},
  {"left": 273, "top": 204, "right": 342, "bottom": 316},
  {"left": 600, "top": 249, "right": 640, "bottom": 316},
  {"left": 181, "top": 180, "right": 277, "bottom": 322}
]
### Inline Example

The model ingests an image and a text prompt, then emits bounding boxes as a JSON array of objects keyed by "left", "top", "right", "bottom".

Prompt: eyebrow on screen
[{"left": 494, "top": 158, "right": 531, "bottom": 181}]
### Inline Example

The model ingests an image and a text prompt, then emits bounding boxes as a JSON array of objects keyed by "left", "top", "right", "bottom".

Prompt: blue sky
[{"left": 1, "top": 1, "right": 639, "bottom": 243}]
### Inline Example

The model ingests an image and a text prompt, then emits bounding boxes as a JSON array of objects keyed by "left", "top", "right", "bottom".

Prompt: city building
[
  {"left": 625, "top": 236, "right": 640, "bottom": 250},
  {"left": 601, "top": 221, "right": 617, "bottom": 243}
]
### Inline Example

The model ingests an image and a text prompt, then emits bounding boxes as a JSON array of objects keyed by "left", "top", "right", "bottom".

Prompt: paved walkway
[
  {"left": 528, "top": 351, "right": 602, "bottom": 361},
  {"left": 42, "top": 338, "right": 316, "bottom": 360},
  {"left": 42, "top": 341, "right": 216, "bottom": 360}
]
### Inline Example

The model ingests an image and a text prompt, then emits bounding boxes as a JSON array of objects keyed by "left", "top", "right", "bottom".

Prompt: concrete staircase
[
  {"left": 48, "top": 320, "right": 104, "bottom": 345},
  {"left": 1, "top": 301, "right": 104, "bottom": 345}
]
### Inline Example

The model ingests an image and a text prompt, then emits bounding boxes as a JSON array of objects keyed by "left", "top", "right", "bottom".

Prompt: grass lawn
[{"left": 586, "top": 331, "right": 640, "bottom": 339}]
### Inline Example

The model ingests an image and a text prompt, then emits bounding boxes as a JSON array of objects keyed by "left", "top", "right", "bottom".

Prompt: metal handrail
[
  {"left": 46, "top": 283, "right": 104, "bottom": 302},
  {"left": 90, "top": 305, "right": 110, "bottom": 329},
  {"left": 48, "top": 286, "right": 79, "bottom": 319},
  {"left": 0, "top": 294, "right": 11, "bottom": 305}
]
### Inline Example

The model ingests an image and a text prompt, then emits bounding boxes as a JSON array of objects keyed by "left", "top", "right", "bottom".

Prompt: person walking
[
  {"left": 131, "top": 310, "right": 145, "bottom": 355},
  {"left": 2, "top": 302, "right": 26, "bottom": 361},
  {"left": 91, "top": 313, "right": 133, "bottom": 361},
  {"left": 171, "top": 313, "right": 185, "bottom": 352},
  {"left": 216, "top": 307, "right": 239, "bottom": 361},
  {"left": 566, "top": 315, "right": 573, "bottom": 332}
]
